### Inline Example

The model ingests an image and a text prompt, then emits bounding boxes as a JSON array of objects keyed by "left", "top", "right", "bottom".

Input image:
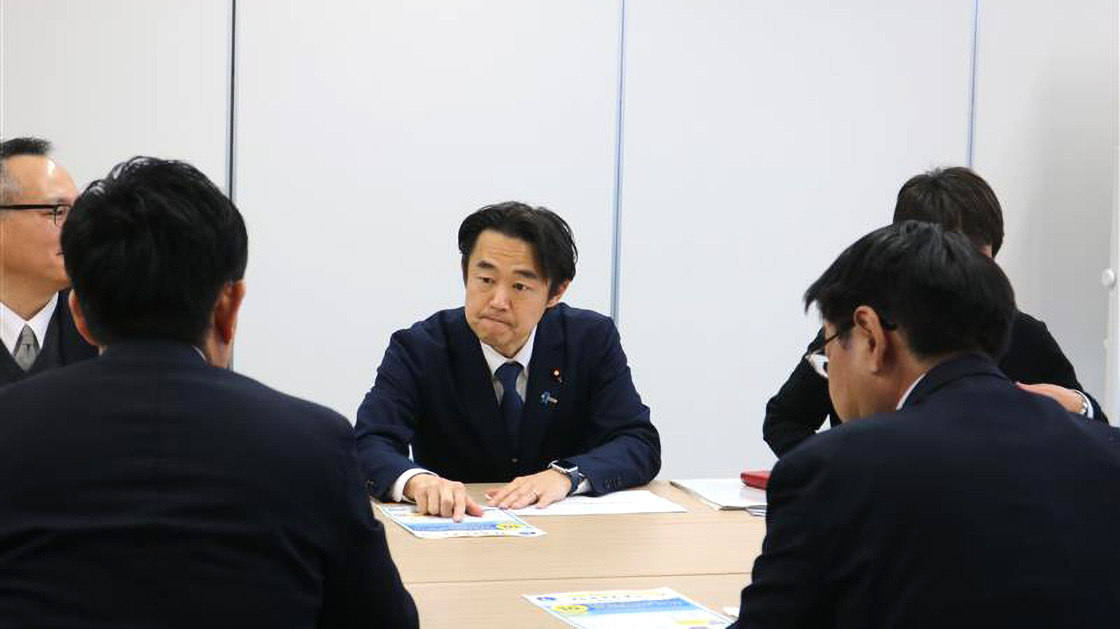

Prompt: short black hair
[
  {"left": 804, "top": 221, "right": 1015, "bottom": 360},
  {"left": 893, "top": 167, "right": 1005, "bottom": 256},
  {"left": 61, "top": 157, "right": 248, "bottom": 346},
  {"left": 0, "top": 137, "right": 53, "bottom": 203},
  {"left": 458, "top": 201, "right": 577, "bottom": 297}
]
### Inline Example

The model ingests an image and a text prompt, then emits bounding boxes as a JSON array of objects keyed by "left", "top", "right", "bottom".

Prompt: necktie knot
[
  {"left": 13, "top": 325, "right": 40, "bottom": 371},
  {"left": 495, "top": 361, "right": 522, "bottom": 399}
]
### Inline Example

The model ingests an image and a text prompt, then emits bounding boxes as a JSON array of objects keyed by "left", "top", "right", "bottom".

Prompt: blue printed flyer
[
  {"left": 378, "top": 505, "right": 546, "bottom": 539},
  {"left": 525, "top": 587, "right": 731, "bottom": 628}
]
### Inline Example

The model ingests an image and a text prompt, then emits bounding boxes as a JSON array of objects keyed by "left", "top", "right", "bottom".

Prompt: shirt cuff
[
  {"left": 571, "top": 477, "right": 591, "bottom": 495},
  {"left": 391, "top": 468, "right": 436, "bottom": 502}
]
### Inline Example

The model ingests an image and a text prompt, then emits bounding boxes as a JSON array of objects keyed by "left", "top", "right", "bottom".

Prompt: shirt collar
[
  {"left": 480, "top": 326, "right": 537, "bottom": 376},
  {"left": 896, "top": 372, "right": 928, "bottom": 410},
  {"left": 0, "top": 293, "right": 58, "bottom": 356}
]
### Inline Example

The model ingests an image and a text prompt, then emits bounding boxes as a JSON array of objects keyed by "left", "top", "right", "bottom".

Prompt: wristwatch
[
  {"left": 548, "top": 460, "right": 583, "bottom": 495},
  {"left": 1076, "top": 390, "right": 1091, "bottom": 416}
]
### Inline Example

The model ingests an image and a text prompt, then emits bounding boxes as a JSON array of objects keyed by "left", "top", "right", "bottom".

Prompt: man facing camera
[
  {"left": 0, "top": 158, "right": 417, "bottom": 628},
  {"left": 732, "top": 222, "right": 1120, "bottom": 629},
  {"left": 357, "top": 202, "right": 660, "bottom": 519},
  {"left": 0, "top": 137, "right": 96, "bottom": 385}
]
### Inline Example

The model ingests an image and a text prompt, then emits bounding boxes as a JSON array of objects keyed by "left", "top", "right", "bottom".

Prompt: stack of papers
[
  {"left": 670, "top": 479, "right": 767, "bottom": 516},
  {"left": 378, "top": 505, "right": 546, "bottom": 539},
  {"left": 510, "top": 490, "right": 686, "bottom": 517},
  {"left": 525, "top": 587, "right": 732, "bottom": 628}
]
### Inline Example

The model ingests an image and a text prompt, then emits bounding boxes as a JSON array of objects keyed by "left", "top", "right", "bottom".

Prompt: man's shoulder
[
  {"left": 221, "top": 369, "right": 351, "bottom": 430},
  {"left": 1010, "top": 309, "right": 1052, "bottom": 339},
  {"left": 0, "top": 351, "right": 351, "bottom": 440},
  {"left": 391, "top": 307, "right": 466, "bottom": 347},
  {"left": 543, "top": 302, "right": 615, "bottom": 341}
]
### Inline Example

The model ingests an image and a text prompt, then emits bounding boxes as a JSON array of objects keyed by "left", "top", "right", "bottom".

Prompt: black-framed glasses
[
  {"left": 0, "top": 203, "right": 71, "bottom": 226},
  {"left": 804, "top": 330, "right": 842, "bottom": 379},
  {"left": 804, "top": 316, "right": 897, "bottom": 380}
]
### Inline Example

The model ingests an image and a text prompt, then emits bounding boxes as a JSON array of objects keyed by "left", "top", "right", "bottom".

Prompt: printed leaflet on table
[
  {"left": 525, "top": 587, "right": 732, "bottom": 628},
  {"left": 378, "top": 505, "right": 546, "bottom": 539}
]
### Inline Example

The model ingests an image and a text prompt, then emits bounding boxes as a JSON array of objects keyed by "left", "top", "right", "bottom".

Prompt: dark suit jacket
[
  {"left": 356, "top": 303, "right": 660, "bottom": 499},
  {"left": 734, "top": 354, "right": 1120, "bottom": 629},
  {"left": 0, "top": 289, "right": 97, "bottom": 386},
  {"left": 763, "top": 310, "right": 1105, "bottom": 456},
  {"left": 0, "top": 340, "right": 417, "bottom": 629}
]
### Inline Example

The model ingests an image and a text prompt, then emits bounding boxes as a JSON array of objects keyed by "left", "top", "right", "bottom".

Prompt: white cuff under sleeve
[{"left": 391, "top": 468, "right": 436, "bottom": 502}]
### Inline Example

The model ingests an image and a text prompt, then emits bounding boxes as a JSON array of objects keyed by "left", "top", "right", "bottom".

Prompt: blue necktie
[{"left": 496, "top": 361, "right": 524, "bottom": 451}]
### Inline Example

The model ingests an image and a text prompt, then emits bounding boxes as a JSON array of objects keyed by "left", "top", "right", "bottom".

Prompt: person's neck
[
  {"left": 0, "top": 284, "right": 56, "bottom": 321},
  {"left": 892, "top": 351, "right": 960, "bottom": 404}
]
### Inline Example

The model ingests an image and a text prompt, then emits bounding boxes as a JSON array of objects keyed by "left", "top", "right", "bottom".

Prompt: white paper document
[
  {"left": 510, "top": 490, "right": 686, "bottom": 517},
  {"left": 378, "top": 505, "right": 546, "bottom": 539},
  {"left": 670, "top": 478, "right": 767, "bottom": 515},
  {"left": 525, "top": 587, "right": 732, "bottom": 628}
]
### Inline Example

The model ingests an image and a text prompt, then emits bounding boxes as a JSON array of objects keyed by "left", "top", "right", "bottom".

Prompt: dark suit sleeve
[
  {"left": 567, "top": 318, "right": 661, "bottom": 495},
  {"left": 319, "top": 422, "right": 418, "bottom": 629},
  {"left": 762, "top": 330, "right": 835, "bottom": 457},
  {"left": 355, "top": 330, "right": 428, "bottom": 500},
  {"left": 1000, "top": 314, "right": 1108, "bottom": 423},
  {"left": 731, "top": 445, "right": 842, "bottom": 629}
]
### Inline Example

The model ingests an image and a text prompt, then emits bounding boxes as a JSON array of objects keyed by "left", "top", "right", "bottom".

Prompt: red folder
[{"left": 740, "top": 470, "right": 770, "bottom": 490}]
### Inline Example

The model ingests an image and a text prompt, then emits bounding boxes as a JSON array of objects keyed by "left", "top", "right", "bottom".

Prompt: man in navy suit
[
  {"left": 357, "top": 202, "right": 660, "bottom": 519},
  {"left": 732, "top": 222, "right": 1120, "bottom": 628},
  {"left": 764, "top": 167, "right": 1105, "bottom": 457},
  {"left": 0, "top": 157, "right": 417, "bottom": 627}
]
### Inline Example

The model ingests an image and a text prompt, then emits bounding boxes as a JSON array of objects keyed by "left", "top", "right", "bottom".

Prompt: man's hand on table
[
  {"left": 484, "top": 469, "right": 572, "bottom": 509},
  {"left": 403, "top": 474, "right": 484, "bottom": 522}
]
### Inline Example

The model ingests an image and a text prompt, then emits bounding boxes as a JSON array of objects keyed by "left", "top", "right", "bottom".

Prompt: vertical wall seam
[
  {"left": 609, "top": 0, "right": 627, "bottom": 322},
  {"left": 966, "top": 0, "right": 980, "bottom": 167},
  {"left": 226, "top": 0, "right": 238, "bottom": 201}
]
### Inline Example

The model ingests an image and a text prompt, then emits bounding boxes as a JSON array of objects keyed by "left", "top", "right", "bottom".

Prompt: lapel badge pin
[
  {"left": 540, "top": 391, "right": 559, "bottom": 407},
  {"left": 552, "top": 368, "right": 563, "bottom": 383}
]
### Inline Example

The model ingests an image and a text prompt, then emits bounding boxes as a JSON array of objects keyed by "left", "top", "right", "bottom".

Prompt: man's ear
[
  {"left": 68, "top": 291, "right": 100, "bottom": 348},
  {"left": 546, "top": 280, "right": 571, "bottom": 308},
  {"left": 213, "top": 280, "right": 247, "bottom": 345},
  {"left": 851, "top": 305, "right": 892, "bottom": 374}
]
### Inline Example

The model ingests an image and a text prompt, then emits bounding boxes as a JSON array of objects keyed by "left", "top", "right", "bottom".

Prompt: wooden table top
[{"left": 374, "top": 479, "right": 763, "bottom": 627}]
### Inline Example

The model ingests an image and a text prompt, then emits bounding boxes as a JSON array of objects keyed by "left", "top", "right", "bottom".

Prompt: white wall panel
[
  {"left": 618, "top": 1, "right": 974, "bottom": 476},
  {"left": 0, "top": 0, "right": 230, "bottom": 190},
  {"left": 974, "top": 0, "right": 1116, "bottom": 421},
  {"left": 234, "top": 0, "right": 621, "bottom": 419}
]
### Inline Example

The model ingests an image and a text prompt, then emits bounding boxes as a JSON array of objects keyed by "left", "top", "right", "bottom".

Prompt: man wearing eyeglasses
[
  {"left": 0, "top": 137, "right": 96, "bottom": 385},
  {"left": 763, "top": 167, "right": 1105, "bottom": 458},
  {"left": 731, "top": 222, "right": 1120, "bottom": 628}
]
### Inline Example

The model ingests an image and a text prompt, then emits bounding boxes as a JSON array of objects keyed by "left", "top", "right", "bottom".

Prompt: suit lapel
[
  {"left": 518, "top": 307, "right": 566, "bottom": 462},
  {"left": 447, "top": 311, "right": 510, "bottom": 459}
]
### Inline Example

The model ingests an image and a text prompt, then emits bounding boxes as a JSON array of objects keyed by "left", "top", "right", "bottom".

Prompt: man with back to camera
[
  {"left": 763, "top": 167, "right": 1105, "bottom": 457},
  {"left": 356, "top": 201, "right": 660, "bottom": 520},
  {"left": 0, "top": 157, "right": 417, "bottom": 628},
  {"left": 0, "top": 137, "right": 96, "bottom": 385},
  {"left": 731, "top": 221, "right": 1120, "bottom": 628}
]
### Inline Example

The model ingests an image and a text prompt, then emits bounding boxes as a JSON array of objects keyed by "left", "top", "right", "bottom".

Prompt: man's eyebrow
[
  {"left": 513, "top": 269, "right": 540, "bottom": 280},
  {"left": 474, "top": 260, "right": 496, "bottom": 270}
]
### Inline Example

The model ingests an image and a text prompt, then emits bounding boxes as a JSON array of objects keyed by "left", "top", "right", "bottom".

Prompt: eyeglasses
[
  {"left": 804, "top": 330, "right": 842, "bottom": 379},
  {"left": 0, "top": 203, "right": 71, "bottom": 227},
  {"left": 804, "top": 317, "right": 898, "bottom": 379}
]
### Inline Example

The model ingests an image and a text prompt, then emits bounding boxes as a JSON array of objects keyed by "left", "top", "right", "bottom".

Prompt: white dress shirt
[{"left": 0, "top": 293, "right": 58, "bottom": 357}]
